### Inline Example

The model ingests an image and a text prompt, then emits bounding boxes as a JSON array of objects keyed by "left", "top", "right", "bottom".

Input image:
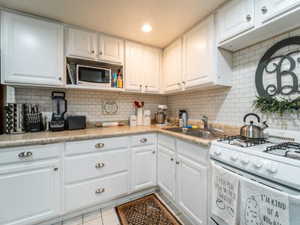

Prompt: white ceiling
[{"left": 0, "top": 0, "right": 227, "bottom": 48}]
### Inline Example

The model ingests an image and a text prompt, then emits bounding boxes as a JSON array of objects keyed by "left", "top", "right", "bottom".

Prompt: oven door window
[{"left": 78, "top": 67, "right": 110, "bottom": 83}]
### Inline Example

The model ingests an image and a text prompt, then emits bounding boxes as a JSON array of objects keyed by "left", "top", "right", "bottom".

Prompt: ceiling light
[{"left": 142, "top": 24, "right": 152, "bottom": 33}]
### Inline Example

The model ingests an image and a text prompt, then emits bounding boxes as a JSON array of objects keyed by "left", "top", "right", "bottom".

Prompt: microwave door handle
[{"left": 63, "top": 99, "right": 67, "bottom": 116}]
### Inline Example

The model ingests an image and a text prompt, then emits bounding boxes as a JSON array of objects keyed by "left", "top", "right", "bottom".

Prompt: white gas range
[{"left": 209, "top": 129, "right": 300, "bottom": 225}]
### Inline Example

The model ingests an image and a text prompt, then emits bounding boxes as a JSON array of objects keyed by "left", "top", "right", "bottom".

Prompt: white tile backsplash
[{"left": 14, "top": 88, "right": 167, "bottom": 122}]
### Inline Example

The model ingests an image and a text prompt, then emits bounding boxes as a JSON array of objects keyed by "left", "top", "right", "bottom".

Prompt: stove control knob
[
  {"left": 240, "top": 159, "right": 250, "bottom": 165},
  {"left": 253, "top": 161, "right": 263, "bottom": 169},
  {"left": 265, "top": 162, "right": 278, "bottom": 174},
  {"left": 230, "top": 155, "right": 238, "bottom": 162}
]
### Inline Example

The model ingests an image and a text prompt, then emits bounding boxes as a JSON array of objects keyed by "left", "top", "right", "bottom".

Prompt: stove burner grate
[
  {"left": 265, "top": 142, "right": 300, "bottom": 153},
  {"left": 218, "top": 135, "right": 267, "bottom": 147}
]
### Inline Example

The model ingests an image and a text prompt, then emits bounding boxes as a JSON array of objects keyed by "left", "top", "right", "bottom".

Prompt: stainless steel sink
[{"left": 164, "top": 127, "right": 223, "bottom": 139}]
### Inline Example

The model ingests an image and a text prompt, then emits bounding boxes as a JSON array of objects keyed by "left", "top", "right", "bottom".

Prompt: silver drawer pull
[
  {"left": 95, "top": 188, "right": 105, "bottom": 194},
  {"left": 140, "top": 138, "right": 147, "bottom": 143},
  {"left": 95, "top": 162, "right": 105, "bottom": 169},
  {"left": 95, "top": 143, "right": 105, "bottom": 149},
  {"left": 18, "top": 151, "right": 33, "bottom": 159}
]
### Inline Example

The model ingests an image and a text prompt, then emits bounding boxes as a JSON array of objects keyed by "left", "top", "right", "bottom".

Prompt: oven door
[
  {"left": 76, "top": 64, "right": 111, "bottom": 87},
  {"left": 211, "top": 160, "right": 300, "bottom": 225}
]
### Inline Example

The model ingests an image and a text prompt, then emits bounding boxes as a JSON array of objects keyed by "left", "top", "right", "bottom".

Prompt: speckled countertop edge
[{"left": 0, "top": 125, "right": 216, "bottom": 149}]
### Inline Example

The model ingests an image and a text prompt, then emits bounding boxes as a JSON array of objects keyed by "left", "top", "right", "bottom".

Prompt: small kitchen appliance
[
  {"left": 49, "top": 91, "right": 67, "bottom": 132},
  {"left": 178, "top": 110, "right": 188, "bottom": 128},
  {"left": 155, "top": 105, "right": 168, "bottom": 124},
  {"left": 76, "top": 64, "right": 111, "bottom": 88},
  {"left": 66, "top": 115, "right": 86, "bottom": 130}
]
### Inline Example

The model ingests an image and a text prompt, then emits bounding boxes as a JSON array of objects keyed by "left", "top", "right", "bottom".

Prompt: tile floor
[
  {"left": 54, "top": 192, "right": 192, "bottom": 225},
  {"left": 56, "top": 207, "right": 120, "bottom": 225}
]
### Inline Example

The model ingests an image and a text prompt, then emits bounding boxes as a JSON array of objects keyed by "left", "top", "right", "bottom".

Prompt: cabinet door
[
  {"left": 163, "top": 38, "right": 182, "bottom": 93},
  {"left": 0, "top": 161, "right": 60, "bottom": 225},
  {"left": 67, "top": 27, "right": 97, "bottom": 59},
  {"left": 99, "top": 34, "right": 124, "bottom": 64},
  {"left": 143, "top": 46, "right": 161, "bottom": 93},
  {"left": 183, "top": 16, "right": 214, "bottom": 89},
  {"left": 1, "top": 12, "right": 63, "bottom": 86},
  {"left": 217, "top": 0, "right": 255, "bottom": 42},
  {"left": 257, "top": 0, "right": 300, "bottom": 24},
  {"left": 125, "top": 41, "right": 144, "bottom": 91},
  {"left": 131, "top": 146, "right": 156, "bottom": 191},
  {"left": 157, "top": 145, "right": 176, "bottom": 200},
  {"left": 176, "top": 155, "right": 208, "bottom": 225}
]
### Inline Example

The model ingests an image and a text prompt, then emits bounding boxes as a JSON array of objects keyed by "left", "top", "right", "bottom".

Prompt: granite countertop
[{"left": 0, "top": 125, "right": 218, "bottom": 148}]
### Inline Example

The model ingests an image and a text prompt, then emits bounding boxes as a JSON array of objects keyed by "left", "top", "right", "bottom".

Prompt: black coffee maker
[{"left": 49, "top": 91, "right": 67, "bottom": 131}]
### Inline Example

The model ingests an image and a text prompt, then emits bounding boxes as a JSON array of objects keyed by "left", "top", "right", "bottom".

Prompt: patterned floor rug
[{"left": 116, "top": 194, "right": 182, "bottom": 225}]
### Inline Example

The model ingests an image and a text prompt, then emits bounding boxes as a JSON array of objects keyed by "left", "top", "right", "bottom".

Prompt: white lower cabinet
[
  {"left": 157, "top": 145, "right": 176, "bottom": 199},
  {"left": 131, "top": 145, "right": 157, "bottom": 191},
  {"left": 157, "top": 134, "right": 209, "bottom": 225},
  {"left": 0, "top": 144, "right": 62, "bottom": 225},
  {"left": 64, "top": 172, "right": 129, "bottom": 213},
  {"left": 176, "top": 155, "right": 208, "bottom": 225}
]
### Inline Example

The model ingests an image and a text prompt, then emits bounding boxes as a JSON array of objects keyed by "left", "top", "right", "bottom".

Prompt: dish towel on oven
[
  {"left": 211, "top": 163, "right": 240, "bottom": 225},
  {"left": 240, "top": 177, "right": 290, "bottom": 225}
]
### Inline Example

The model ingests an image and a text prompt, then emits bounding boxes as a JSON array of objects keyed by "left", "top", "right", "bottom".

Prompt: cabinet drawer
[
  {"left": 64, "top": 172, "right": 128, "bottom": 213},
  {"left": 0, "top": 143, "right": 62, "bottom": 165},
  {"left": 177, "top": 140, "right": 208, "bottom": 165},
  {"left": 158, "top": 134, "right": 175, "bottom": 150},
  {"left": 64, "top": 148, "right": 129, "bottom": 183},
  {"left": 65, "top": 136, "right": 129, "bottom": 156},
  {"left": 131, "top": 133, "right": 156, "bottom": 147}
]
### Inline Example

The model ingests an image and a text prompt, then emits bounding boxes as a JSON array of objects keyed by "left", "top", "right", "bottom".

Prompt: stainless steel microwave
[{"left": 76, "top": 64, "right": 111, "bottom": 87}]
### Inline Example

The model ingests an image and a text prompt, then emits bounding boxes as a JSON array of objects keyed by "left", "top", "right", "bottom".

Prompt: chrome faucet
[{"left": 201, "top": 115, "right": 209, "bottom": 130}]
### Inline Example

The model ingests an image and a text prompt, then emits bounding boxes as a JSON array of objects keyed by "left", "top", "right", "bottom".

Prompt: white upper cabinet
[
  {"left": 183, "top": 16, "right": 214, "bottom": 88},
  {"left": 99, "top": 34, "right": 124, "bottom": 64},
  {"left": 256, "top": 0, "right": 300, "bottom": 24},
  {"left": 1, "top": 11, "right": 64, "bottom": 86},
  {"left": 143, "top": 46, "right": 161, "bottom": 93},
  {"left": 163, "top": 38, "right": 183, "bottom": 93},
  {"left": 125, "top": 41, "right": 144, "bottom": 92},
  {"left": 66, "top": 27, "right": 124, "bottom": 64},
  {"left": 125, "top": 41, "right": 161, "bottom": 93},
  {"left": 217, "top": 0, "right": 255, "bottom": 43},
  {"left": 66, "top": 28, "right": 97, "bottom": 60}
]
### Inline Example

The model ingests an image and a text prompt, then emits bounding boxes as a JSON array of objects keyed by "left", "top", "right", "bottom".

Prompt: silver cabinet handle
[
  {"left": 18, "top": 151, "right": 33, "bottom": 158},
  {"left": 261, "top": 6, "right": 267, "bottom": 14},
  {"left": 95, "top": 162, "right": 105, "bottom": 169},
  {"left": 18, "top": 152, "right": 26, "bottom": 158},
  {"left": 95, "top": 188, "right": 105, "bottom": 194},
  {"left": 140, "top": 138, "right": 147, "bottom": 143},
  {"left": 246, "top": 14, "right": 252, "bottom": 21},
  {"left": 95, "top": 143, "right": 105, "bottom": 149}
]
